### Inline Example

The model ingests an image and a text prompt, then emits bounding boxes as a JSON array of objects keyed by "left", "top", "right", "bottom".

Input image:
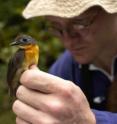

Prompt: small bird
[{"left": 7, "top": 34, "right": 39, "bottom": 96}]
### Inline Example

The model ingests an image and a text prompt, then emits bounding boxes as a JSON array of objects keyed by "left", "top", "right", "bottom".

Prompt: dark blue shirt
[{"left": 49, "top": 50, "right": 117, "bottom": 124}]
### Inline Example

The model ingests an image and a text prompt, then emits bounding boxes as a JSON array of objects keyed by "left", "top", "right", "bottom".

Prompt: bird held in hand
[{"left": 7, "top": 34, "right": 39, "bottom": 96}]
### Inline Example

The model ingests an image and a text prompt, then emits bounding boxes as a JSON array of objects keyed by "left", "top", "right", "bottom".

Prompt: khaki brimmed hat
[{"left": 23, "top": 0, "right": 117, "bottom": 19}]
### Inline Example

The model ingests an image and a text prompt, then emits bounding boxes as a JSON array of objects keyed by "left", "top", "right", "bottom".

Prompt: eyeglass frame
[{"left": 47, "top": 8, "right": 101, "bottom": 38}]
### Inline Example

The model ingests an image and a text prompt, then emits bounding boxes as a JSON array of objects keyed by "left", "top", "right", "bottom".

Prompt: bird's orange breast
[{"left": 24, "top": 44, "right": 39, "bottom": 68}]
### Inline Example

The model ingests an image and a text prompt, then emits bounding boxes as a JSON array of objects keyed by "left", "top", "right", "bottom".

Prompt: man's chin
[{"left": 74, "top": 56, "right": 92, "bottom": 65}]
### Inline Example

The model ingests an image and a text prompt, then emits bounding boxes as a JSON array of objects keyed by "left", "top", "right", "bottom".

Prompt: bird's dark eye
[{"left": 22, "top": 38, "right": 28, "bottom": 42}]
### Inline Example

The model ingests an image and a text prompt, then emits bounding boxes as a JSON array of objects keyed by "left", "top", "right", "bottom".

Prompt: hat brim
[{"left": 22, "top": 0, "right": 117, "bottom": 19}]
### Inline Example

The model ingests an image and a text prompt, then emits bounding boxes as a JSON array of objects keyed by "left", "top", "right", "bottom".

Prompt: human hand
[{"left": 13, "top": 65, "right": 96, "bottom": 124}]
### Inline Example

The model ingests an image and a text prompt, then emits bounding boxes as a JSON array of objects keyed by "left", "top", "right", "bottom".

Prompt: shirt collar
[
  {"left": 89, "top": 64, "right": 114, "bottom": 81},
  {"left": 79, "top": 56, "right": 117, "bottom": 81}
]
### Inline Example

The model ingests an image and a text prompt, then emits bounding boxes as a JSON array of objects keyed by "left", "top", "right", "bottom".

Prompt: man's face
[{"left": 47, "top": 7, "right": 117, "bottom": 64}]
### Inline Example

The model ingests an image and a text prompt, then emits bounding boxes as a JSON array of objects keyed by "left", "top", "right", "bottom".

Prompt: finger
[
  {"left": 16, "top": 86, "right": 77, "bottom": 121},
  {"left": 16, "top": 85, "right": 62, "bottom": 113},
  {"left": 13, "top": 100, "right": 37, "bottom": 123},
  {"left": 16, "top": 85, "right": 49, "bottom": 110},
  {"left": 13, "top": 100, "right": 58, "bottom": 124},
  {"left": 20, "top": 69, "right": 68, "bottom": 93},
  {"left": 16, "top": 117, "right": 31, "bottom": 124}
]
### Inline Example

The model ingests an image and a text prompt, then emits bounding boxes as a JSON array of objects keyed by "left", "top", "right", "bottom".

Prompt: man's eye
[
  {"left": 72, "top": 19, "right": 90, "bottom": 29},
  {"left": 73, "top": 22, "right": 87, "bottom": 29},
  {"left": 72, "top": 16, "right": 94, "bottom": 29}
]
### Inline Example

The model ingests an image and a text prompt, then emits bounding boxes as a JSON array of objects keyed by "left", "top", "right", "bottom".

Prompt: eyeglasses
[{"left": 48, "top": 9, "right": 100, "bottom": 38}]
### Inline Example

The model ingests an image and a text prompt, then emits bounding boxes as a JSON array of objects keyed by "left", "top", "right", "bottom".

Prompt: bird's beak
[{"left": 10, "top": 41, "right": 19, "bottom": 46}]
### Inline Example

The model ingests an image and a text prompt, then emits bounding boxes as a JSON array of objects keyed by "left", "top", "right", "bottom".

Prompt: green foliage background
[{"left": 0, "top": 0, "right": 64, "bottom": 123}]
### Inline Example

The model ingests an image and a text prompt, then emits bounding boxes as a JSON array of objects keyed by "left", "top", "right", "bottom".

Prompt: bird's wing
[{"left": 7, "top": 49, "right": 25, "bottom": 95}]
